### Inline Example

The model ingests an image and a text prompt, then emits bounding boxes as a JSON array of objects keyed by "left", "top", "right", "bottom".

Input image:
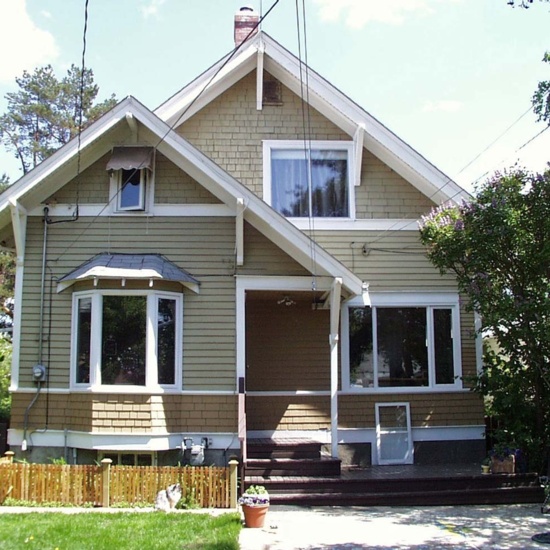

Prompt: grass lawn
[{"left": 0, "top": 510, "right": 242, "bottom": 549}]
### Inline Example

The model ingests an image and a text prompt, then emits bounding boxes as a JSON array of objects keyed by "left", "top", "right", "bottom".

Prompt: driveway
[{"left": 239, "top": 504, "right": 550, "bottom": 549}]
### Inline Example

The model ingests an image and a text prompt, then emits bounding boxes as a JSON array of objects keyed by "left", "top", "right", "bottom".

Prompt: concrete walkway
[{"left": 239, "top": 504, "right": 550, "bottom": 549}]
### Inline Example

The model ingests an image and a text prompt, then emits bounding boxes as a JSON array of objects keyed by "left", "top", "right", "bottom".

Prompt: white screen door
[{"left": 375, "top": 403, "right": 413, "bottom": 465}]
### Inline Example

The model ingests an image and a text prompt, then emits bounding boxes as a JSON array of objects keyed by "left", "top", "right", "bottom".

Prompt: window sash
[
  {"left": 346, "top": 304, "right": 458, "bottom": 391},
  {"left": 71, "top": 291, "right": 182, "bottom": 390},
  {"left": 263, "top": 141, "right": 354, "bottom": 219},
  {"left": 118, "top": 169, "right": 146, "bottom": 211}
]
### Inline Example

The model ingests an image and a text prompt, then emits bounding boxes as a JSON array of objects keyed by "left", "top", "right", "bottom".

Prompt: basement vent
[{"left": 263, "top": 79, "right": 283, "bottom": 106}]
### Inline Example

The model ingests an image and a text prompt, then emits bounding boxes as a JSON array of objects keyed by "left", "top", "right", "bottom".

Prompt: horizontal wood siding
[
  {"left": 246, "top": 395, "right": 330, "bottom": 431},
  {"left": 339, "top": 392, "right": 484, "bottom": 428},
  {"left": 20, "top": 216, "right": 238, "bottom": 390},
  {"left": 246, "top": 297, "right": 330, "bottom": 391},
  {"left": 313, "top": 230, "right": 458, "bottom": 291},
  {"left": 180, "top": 70, "right": 436, "bottom": 219},
  {"left": 241, "top": 224, "right": 310, "bottom": 276},
  {"left": 10, "top": 393, "right": 237, "bottom": 433}
]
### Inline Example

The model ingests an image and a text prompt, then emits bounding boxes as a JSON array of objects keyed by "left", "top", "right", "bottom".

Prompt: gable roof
[
  {"left": 155, "top": 32, "right": 469, "bottom": 205},
  {"left": 0, "top": 96, "right": 363, "bottom": 297}
]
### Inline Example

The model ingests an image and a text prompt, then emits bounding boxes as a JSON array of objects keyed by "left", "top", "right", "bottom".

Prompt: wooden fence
[{"left": 0, "top": 454, "right": 237, "bottom": 508}]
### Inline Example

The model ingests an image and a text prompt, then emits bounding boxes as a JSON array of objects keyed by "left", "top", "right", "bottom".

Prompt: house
[{"left": 0, "top": 8, "right": 485, "bottom": 468}]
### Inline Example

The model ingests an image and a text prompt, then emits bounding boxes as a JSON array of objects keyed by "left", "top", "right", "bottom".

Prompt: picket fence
[{"left": 0, "top": 454, "right": 236, "bottom": 508}]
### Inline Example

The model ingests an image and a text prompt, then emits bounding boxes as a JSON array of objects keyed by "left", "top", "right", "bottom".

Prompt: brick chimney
[{"left": 234, "top": 6, "right": 259, "bottom": 47}]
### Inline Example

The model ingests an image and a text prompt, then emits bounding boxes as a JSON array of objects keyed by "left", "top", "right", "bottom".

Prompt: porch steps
[
  {"left": 246, "top": 472, "right": 544, "bottom": 506},
  {"left": 243, "top": 440, "right": 544, "bottom": 506},
  {"left": 245, "top": 438, "right": 341, "bottom": 477}
]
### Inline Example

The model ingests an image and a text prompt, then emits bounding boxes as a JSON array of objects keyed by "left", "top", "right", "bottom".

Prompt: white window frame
[
  {"left": 341, "top": 293, "right": 462, "bottom": 393},
  {"left": 70, "top": 289, "right": 183, "bottom": 392},
  {"left": 109, "top": 168, "right": 154, "bottom": 214},
  {"left": 262, "top": 140, "right": 356, "bottom": 222}
]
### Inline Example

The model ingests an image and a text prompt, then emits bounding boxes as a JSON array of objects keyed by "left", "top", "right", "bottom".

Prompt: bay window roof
[{"left": 57, "top": 252, "right": 200, "bottom": 293}]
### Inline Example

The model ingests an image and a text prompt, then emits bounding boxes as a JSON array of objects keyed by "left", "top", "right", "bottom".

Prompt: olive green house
[{"left": 0, "top": 19, "right": 485, "bottom": 467}]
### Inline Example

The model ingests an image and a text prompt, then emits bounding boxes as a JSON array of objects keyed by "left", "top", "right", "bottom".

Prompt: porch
[{"left": 243, "top": 439, "right": 544, "bottom": 507}]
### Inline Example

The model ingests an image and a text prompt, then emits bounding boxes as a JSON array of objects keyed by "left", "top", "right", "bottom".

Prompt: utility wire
[
  {"left": 53, "top": 1, "right": 282, "bottom": 262},
  {"left": 456, "top": 106, "right": 532, "bottom": 176}
]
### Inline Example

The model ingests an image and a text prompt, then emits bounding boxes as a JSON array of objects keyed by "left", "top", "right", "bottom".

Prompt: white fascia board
[
  {"left": 155, "top": 45, "right": 258, "bottom": 126},
  {"left": 0, "top": 98, "right": 137, "bottom": 226},
  {"left": 260, "top": 34, "right": 470, "bottom": 205},
  {"left": 140, "top": 111, "right": 363, "bottom": 297},
  {"left": 155, "top": 32, "right": 468, "bottom": 205}
]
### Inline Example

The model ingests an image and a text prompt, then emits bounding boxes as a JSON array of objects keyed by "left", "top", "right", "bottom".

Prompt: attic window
[
  {"left": 106, "top": 147, "right": 154, "bottom": 212},
  {"left": 263, "top": 79, "right": 282, "bottom": 106}
]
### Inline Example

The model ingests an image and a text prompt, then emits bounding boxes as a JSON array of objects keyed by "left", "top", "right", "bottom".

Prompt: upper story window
[
  {"left": 106, "top": 147, "right": 154, "bottom": 213},
  {"left": 72, "top": 290, "right": 182, "bottom": 391},
  {"left": 263, "top": 141, "right": 355, "bottom": 219},
  {"left": 118, "top": 168, "right": 147, "bottom": 211},
  {"left": 342, "top": 294, "right": 462, "bottom": 392}
]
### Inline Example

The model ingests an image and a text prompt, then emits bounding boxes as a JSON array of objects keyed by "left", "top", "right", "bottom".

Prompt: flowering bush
[{"left": 238, "top": 485, "right": 269, "bottom": 507}]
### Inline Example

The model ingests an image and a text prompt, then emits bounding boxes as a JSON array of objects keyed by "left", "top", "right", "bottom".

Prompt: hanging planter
[{"left": 239, "top": 485, "right": 270, "bottom": 528}]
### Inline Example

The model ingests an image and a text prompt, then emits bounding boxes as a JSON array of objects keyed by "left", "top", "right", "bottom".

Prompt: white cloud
[
  {"left": 313, "top": 0, "right": 453, "bottom": 28},
  {"left": 0, "top": 0, "right": 58, "bottom": 83},
  {"left": 140, "top": 0, "right": 166, "bottom": 19},
  {"left": 423, "top": 100, "right": 462, "bottom": 113}
]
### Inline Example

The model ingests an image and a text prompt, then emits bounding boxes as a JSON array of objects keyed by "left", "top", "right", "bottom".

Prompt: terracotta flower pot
[{"left": 242, "top": 504, "right": 269, "bottom": 528}]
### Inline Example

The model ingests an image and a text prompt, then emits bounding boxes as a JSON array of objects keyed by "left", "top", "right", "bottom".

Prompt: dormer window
[
  {"left": 119, "top": 168, "right": 147, "bottom": 211},
  {"left": 106, "top": 147, "right": 154, "bottom": 213}
]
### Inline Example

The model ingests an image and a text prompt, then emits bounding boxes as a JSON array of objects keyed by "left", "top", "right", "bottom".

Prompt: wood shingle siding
[
  {"left": 10, "top": 393, "right": 238, "bottom": 433},
  {"left": 339, "top": 392, "right": 484, "bottom": 428},
  {"left": 180, "top": 71, "right": 434, "bottom": 219}
]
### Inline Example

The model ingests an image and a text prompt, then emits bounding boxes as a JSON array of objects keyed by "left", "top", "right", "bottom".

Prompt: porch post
[{"left": 329, "top": 278, "right": 342, "bottom": 458}]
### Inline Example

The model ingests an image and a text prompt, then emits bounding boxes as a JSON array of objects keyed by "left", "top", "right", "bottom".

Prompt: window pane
[
  {"left": 310, "top": 151, "right": 348, "bottom": 217},
  {"left": 76, "top": 297, "right": 91, "bottom": 384},
  {"left": 349, "top": 307, "right": 374, "bottom": 387},
  {"left": 158, "top": 298, "right": 176, "bottom": 385},
  {"left": 120, "top": 169, "right": 143, "bottom": 209},
  {"left": 101, "top": 296, "right": 146, "bottom": 385},
  {"left": 271, "top": 149, "right": 348, "bottom": 217},
  {"left": 434, "top": 308, "right": 454, "bottom": 384},
  {"left": 377, "top": 308, "right": 428, "bottom": 387},
  {"left": 271, "top": 152, "right": 308, "bottom": 216}
]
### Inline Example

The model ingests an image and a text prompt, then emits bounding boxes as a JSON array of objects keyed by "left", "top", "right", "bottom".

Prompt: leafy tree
[
  {"left": 0, "top": 64, "right": 117, "bottom": 175},
  {"left": 507, "top": 0, "right": 550, "bottom": 7},
  {"left": 533, "top": 52, "right": 550, "bottom": 125},
  {"left": 0, "top": 335, "right": 12, "bottom": 422},
  {"left": 0, "top": 174, "right": 9, "bottom": 192},
  {"left": 419, "top": 169, "right": 550, "bottom": 468}
]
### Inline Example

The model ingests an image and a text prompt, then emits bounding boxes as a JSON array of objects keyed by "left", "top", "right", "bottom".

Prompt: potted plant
[
  {"left": 239, "top": 484, "right": 270, "bottom": 528},
  {"left": 481, "top": 456, "right": 491, "bottom": 474},
  {"left": 489, "top": 444, "right": 517, "bottom": 474}
]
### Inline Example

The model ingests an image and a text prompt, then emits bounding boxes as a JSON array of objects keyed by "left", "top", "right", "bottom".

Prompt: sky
[{"left": 0, "top": 0, "right": 549, "bottom": 194}]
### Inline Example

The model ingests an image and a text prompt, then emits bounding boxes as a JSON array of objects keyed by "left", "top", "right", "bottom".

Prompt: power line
[
  {"left": 53, "top": 1, "right": 282, "bottom": 262},
  {"left": 456, "top": 106, "right": 532, "bottom": 176}
]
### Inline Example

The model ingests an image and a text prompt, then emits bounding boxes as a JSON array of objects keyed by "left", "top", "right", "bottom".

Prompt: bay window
[{"left": 72, "top": 290, "right": 182, "bottom": 390}]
